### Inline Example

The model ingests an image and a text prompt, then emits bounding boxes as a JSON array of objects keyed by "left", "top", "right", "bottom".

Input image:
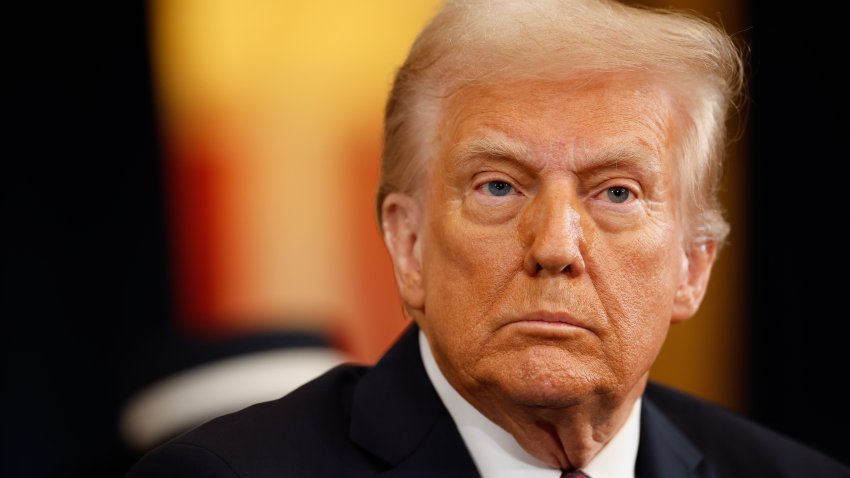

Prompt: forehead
[{"left": 438, "top": 74, "right": 679, "bottom": 172}]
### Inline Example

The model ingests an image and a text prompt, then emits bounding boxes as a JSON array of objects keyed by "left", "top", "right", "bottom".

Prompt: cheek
[
  {"left": 589, "top": 225, "right": 681, "bottom": 362},
  {"left": 420, "top": 207, "right": 521, "bottom": 334}
]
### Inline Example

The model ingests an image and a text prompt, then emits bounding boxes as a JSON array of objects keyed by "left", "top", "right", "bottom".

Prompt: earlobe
[
  {"left": 381, "top": 193, "right": 425, "bottom": 310},
  {"left": 671, "top": 241, "right": 717, "bottom": 323}
]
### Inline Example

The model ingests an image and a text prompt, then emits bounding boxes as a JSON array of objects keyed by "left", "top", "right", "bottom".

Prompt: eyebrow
[
  {"left": 450, "top": 134, "right": 664, "bottom": 180},
  {"left": 575, "top": 143, "right": 664, "bottom": 180},
  {"left": 450, "top": 134, "right": 531, "bottom": 169}
]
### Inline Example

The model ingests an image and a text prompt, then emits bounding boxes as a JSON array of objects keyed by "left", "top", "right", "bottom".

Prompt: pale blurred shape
[{"left": 121, "top": 347, "right": 345, "bottom": 450}]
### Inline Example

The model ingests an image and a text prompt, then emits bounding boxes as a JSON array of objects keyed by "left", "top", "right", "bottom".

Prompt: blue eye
[
  {"left": 606, "top": 187, "right": 630, "bottom": 203},
  {"left": 486, "top": 181, "right": 513, "bottom": 196}
]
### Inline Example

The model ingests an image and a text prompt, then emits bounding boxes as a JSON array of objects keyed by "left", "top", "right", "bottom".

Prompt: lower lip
[{"left": 509, "top": 320, "right": 585, "bottom": 336}]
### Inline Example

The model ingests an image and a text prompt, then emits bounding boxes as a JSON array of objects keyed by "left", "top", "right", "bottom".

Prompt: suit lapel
[
  {"left": 349, "top": 324, "right": 479, "bottom": 477},
  {"left": 636, "top": 395, "right": 704, "bottom": 478}
]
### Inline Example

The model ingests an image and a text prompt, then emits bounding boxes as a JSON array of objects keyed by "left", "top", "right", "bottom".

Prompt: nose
[{"left": 521, "top": 186, "right": 586, "bottom": 277}]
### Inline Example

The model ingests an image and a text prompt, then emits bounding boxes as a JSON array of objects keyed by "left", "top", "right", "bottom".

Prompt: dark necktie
[{"left": 561, "top": 470, "right": 590, "bottom": 478}]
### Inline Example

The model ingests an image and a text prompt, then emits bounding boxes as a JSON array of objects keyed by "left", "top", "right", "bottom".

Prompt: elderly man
[{"left": 128, "top": 0, "right": 849, "bottom": 476}]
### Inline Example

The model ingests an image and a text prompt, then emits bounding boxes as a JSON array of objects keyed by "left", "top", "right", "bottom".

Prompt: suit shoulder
[
  {"left": 645, "top": 382, "right": 850, "bottom": 475},
  {"left": 127, "top": 442, "right": 239, "bottom": 478},
  {"left": 128, "top": 363, "right": 370, "bottom": 477}
]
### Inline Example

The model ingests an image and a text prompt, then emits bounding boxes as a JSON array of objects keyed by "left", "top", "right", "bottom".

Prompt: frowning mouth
[{"left": 507, "top": 310, "right": 590, "bottom": 332}]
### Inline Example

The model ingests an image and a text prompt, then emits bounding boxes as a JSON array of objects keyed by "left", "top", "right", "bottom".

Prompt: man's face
[{"left": 397, "top": 74, "right": 706, "bottom": 410}]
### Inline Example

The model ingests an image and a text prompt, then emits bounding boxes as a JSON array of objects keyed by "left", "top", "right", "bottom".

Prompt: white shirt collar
[{"left": 419, "top": 330, "right": 641, "bottom": 478}]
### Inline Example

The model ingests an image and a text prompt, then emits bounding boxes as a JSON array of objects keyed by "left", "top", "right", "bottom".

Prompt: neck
[
  {"left": 437, "top": 354, "right": 649, "bottom": 469},
  {"left": 453, "top": 373, "right": 647, "bottom": 470}
]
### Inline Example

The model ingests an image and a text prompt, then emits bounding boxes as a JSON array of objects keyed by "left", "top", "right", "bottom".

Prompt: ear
[
  {"left": 671, "top": 240, "right": 717, "bottom": 324},
  {"left": 381, "top": 193, "right": 425, "bottom": 310}
]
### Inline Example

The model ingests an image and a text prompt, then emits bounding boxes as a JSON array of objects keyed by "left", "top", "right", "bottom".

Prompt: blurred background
[{"left": 3, "top": 0, "right": 847, "bottom": 476}]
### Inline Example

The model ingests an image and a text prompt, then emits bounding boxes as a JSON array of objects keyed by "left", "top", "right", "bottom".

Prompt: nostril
[{"left": 532, "top": 261, "right": 573, "bottom": 276}]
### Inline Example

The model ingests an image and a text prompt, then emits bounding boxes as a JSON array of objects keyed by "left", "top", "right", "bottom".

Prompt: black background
[
  {"left": 2, "top": 2, "right": 847, "bottom": 476},
  {"left": 747, "top": 0, "right": 849, "bottom": 467},
  {"left": 3, "top": 3, "right": 170, "bottom": 476}
]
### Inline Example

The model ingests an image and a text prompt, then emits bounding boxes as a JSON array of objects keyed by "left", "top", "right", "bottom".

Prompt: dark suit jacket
[{"left": 127, "top": 325, "right": 850, "bottom": 477}]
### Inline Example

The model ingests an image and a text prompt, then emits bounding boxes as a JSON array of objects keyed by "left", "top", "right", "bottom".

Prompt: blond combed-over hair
[{"left": 377, "top": 0, "right": 745, "bottom": 246}]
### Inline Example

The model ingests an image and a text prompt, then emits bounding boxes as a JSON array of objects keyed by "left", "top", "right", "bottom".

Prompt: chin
[
  {"left": 504, "top": 385, "right": 590, "bottom": 409},
  {"left": 475, "top": 347, "right": 619, "bottom": 408}
]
